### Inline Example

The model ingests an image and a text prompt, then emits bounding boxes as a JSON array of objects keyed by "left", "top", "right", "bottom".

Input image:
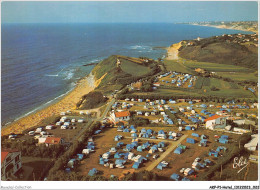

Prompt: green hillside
[
  {"left": 178, "top": 34, "right": 258, "bottom": 70},
  {"left": 92, "top": 55, "right": 160, "bottom": 94}
]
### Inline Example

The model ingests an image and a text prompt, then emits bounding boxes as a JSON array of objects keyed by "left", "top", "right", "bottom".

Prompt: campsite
[{"left": 72, "top": 124, "right": 244, "bottom": 180}]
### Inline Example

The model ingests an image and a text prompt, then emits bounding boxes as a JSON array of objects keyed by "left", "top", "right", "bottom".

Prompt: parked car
[
  {"left": 153, "top": 154, "right": 159, "bottom": 159},
  {"left": 180, "top": 168, "right": 185, "bottom": 173},
  {"left": 194, "top": 157, "right": 201, "bottom": 162},
  {"left": 161, "top": 161, "right": 168, "bottom": 166}
]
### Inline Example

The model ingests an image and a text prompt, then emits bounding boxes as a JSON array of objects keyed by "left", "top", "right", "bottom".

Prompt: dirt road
[{"left": 146, "top": 135, "right": 188, "bottom": 171}]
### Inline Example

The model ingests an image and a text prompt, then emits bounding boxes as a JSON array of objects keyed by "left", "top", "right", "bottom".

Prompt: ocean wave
[
  {"left": 63, "top": 69, "right": 75, "bottom": 80},
  {"left": 86, "top": 57, "right": 105, "bottom": 64},
  {"left": 45, "top": 74, "right": 59, "bottom": 77},
  {"left": 45, "top": 68, "right": 65, "bottom": 77},
  {"left": 129, "top": 45, "right": 152, "bottom": 51}
]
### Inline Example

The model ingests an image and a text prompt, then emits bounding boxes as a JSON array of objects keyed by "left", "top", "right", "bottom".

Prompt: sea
[{"left": 1, "top": 23, "right": 252, "bottom": 126}]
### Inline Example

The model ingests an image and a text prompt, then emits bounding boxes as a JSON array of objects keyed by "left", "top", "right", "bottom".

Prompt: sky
[{"left": 1, "top": 1, "right": 258, "bottom": 23}]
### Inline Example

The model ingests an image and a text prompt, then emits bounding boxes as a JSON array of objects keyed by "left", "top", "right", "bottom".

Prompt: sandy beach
[
  {"left": 191, "top": 23, "right": 257, "bottom": 34},
  {"left": 1, "top": 72, "right": 96, "bottom": 136},
  {"left": 165, "top": 41, "right": 182, "bottom": 60}
]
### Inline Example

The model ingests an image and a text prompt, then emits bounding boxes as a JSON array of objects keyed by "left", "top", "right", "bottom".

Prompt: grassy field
[
  {"left": 120, "top": 58, "right": 152, "bottom": 77},
  {"left": 183, "top": 59, "right": 254, "bottom": 73},
  {"left": 133, "top": 82, "right": 254, "bottom": 99},
  {"left": 21, "top": 157, "right": 53, "bottom": 181},
  {"left": 178, "top": 40, "right": 257, "bottom": 70},
  {"left": 164, "top": 60, "right": 195, "bottom": 74},
  {"left": 216, "top": 72, "right": 258, "bottom": 82}
]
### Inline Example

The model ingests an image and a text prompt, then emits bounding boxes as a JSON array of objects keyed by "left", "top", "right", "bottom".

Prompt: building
[
  {"left": 110, "top": 111, "right": 131, "bottom": 124},
  {"left": 1, "top": 149, "right": 22, "bottom": 180},
  {"left": 45, "top": 137, "right": 64, "bottom": 147},
  {"left": 244, "top": 134, "right": 258, "bottom": 151},
  {"left": 205, "top": 115, "right": 226, "bottom": 130}
]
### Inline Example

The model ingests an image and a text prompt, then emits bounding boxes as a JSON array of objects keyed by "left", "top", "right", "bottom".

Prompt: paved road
[
  {"left": 74, "top": 98, "right": 115, "bottom": 141},
  {"left": 125, "top": 136, "right": 177, "bottom": 143},
  {"left": 97, "top": 98, "right": 115, "bottom": 121},
  {"left": 146, "top": 135, "right": 188, "bottom": 171}
]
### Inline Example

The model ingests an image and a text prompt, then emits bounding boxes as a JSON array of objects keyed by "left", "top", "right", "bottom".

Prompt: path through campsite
[{"left": 145, "top": 135, "right": 188, "bottom": 171}]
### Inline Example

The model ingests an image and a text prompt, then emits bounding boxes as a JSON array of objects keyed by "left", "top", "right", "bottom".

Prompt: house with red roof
[
  {"left": 205, "top": 115, "right": 226, "bottom": 130},
  {"left": 1, "top": 149, "right": 22, "bottom": 180},
  {"left": 110, "top": 111, "right": 131, "bottom": 124},
  {"left": 44, "top": 137, "right": 64, "bottom": 147}
]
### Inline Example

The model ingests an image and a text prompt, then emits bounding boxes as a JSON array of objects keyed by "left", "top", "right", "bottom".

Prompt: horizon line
[{"left": 1, "top": 20, "right": 258, "bottom": 24}]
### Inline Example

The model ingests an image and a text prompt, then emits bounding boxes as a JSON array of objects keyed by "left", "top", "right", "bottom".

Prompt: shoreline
[
  {"left": 1, "top": 72, "right": 96, "bottom": 136},
  {"left": 190, "top": 23, "right": 257, "bottom": 34}
]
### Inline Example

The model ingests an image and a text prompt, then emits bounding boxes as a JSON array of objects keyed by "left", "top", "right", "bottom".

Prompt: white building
[
  {"left": 110, "top": 111, "right": 131, "bottom": 124},
  {"left": 1, "top": 150, "right": 22, "bottom": 180},
  {"left": 244, "top": 134, "right": 258, "bottom": 151},
  {"left": 205, "top": 115, "right": 226, "bottom": 130}
]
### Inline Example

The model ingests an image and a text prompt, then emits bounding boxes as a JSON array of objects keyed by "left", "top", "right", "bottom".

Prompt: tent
[
  {"left": 209, "top": 150, "right": 218, "bottom": 157},
  {"left": 115, "top": 159, "right": 126, "bottom": 165},
  {"left": 157, "top": 163, "right": 167, "bottom": 170},
  {"left": 178, "top": 144, "right": 187, "bottom": 150},
  {"left": 221, "top": 135, "right": 229, "bottom": 139},
  {"left": 123, "top": 128, "right": 129, "bottom": 132},
  {"left": 126, "top": 144, "right": 135, "bottom": 151},
  {"left": 102, "top": 152, "right": 111, "bottom": 159},
  {"left": 110, "top": 147, "right": 117, "bottom": 152},
  {"left": 67, "top": 159, "right": 76, "bottom": 169},
  {"left": 170, "top": 173, "right": 180, "bottom": 181},
  {"left": 186, "top": 138, "right": 196, "bottom": 144},
  {"left": 88, "top": 168, "right": 98, "bottom": 176},
  {"left": 77, "top": 154, "right": 84, "bottom": 160},
  {"left": 131, "top": 129, "right": 137, "bottom": 133},
  {"left": 142, "top": 133, "right": 149, "bottom": 138},
  {"left": 94, "top": 130, "right": 102, "bottom": 135},
  {"left": 141, "top": 128, "right": 146, "bottom": 133},
  {"left": 99, "top": 158, "right": 105, "bottom": 165},
  {"left": 219, "top": 138, "right": 228, "bottom": 144},
  {"left": 168, "top": 136, "right": 174, "bottom": 139},
  {"left": 131, "top": 133, "right": 138, "bottom": 138},
  {"left": 114, "top": 135, "right": 123, "bottom": 141},
  {"left": 151, "top": 145, "right": 158, "bottom": 150},
  {"left": 114, "top": 152, "right": 122, "bottom": 159},
  {"left": 131, "top": 141, "right": 138, "bottom": 147},
  {"left": 204, "top": 159, "right": 213, "bottom": 166},
  {"left": 216, "top": 146, "right": 227, "bottom": 152},
  {"left": 174, "top": 147, "right": 183, "bottom": 154},
  {"left": 182, "top": 177, "right": 190, "bottom": 181},
  {"left": 147, "top": 129, "right": 153, "bottom": 134},
  {"left": 200, "top": 139, "right": 207, "bottom": 147},
  {"left": 158, "top": 142, "right": 165, "bottom": 148},
  {"left": 185, "top": 126, "right": 191, "bottom": 130},
  {"left": 130, "top": 125, "right": 135, "bottom": 129},
  {"left": 137, "top": 146, "right": 143, "bottom": 152},
  {"left": 158, "top": 130, "right": 165, "bottom": 134},
  {"left": 201, "top": 134, "right": 207, "bottom": 139},
  {"left": 192, "top": 133, "right": 199, "bottom": 138},
  {"left": 116, "top": 142, "right": 124, "bottom": 148},
  {"left": 132, "top": 162, "right": 141, "bottom": 169}
]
